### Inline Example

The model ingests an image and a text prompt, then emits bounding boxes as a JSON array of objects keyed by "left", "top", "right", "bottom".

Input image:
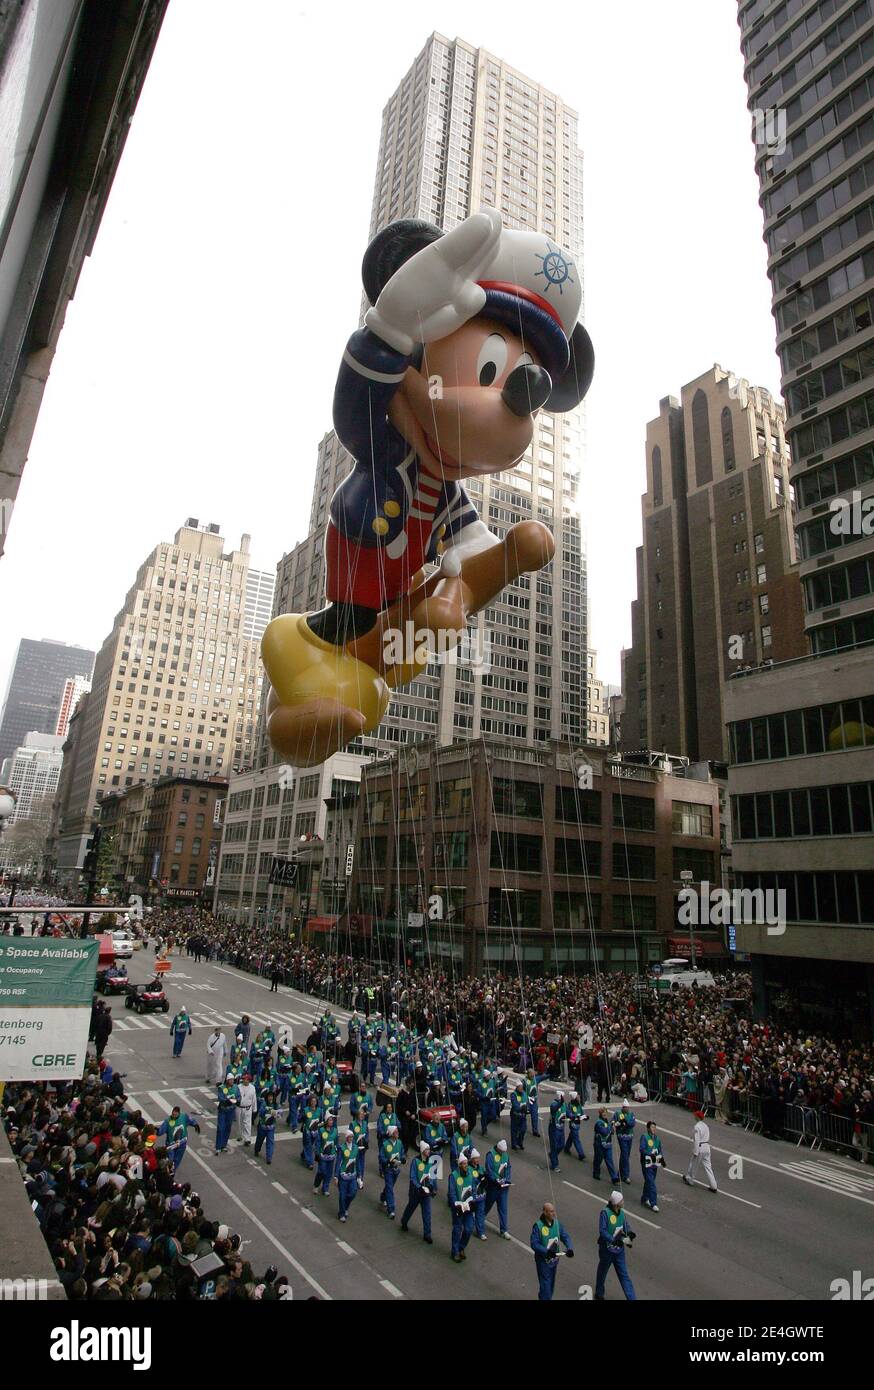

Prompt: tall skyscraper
[
  {"left": 0, "top": 732, "right": 64, "bottom": 819},
  {"left": 243, "top": 566, "right": 276, "bottom": 641},
  {"left": 271, "top": 34, "right": 590, "bottom": 755},
  {"left": 0, "top": 639, "right": 94, "bottom": 771},
  {"left": 55, "top": 522, "right": 264, "bottom": 885},
  {"left": 55, "top": 675, "right": 92, "bottom": 739},
  {"left": 728, "top": 0, "right": 874, "bottom": 1032},
  {"left": 622, "top": 366, "right": 807, "bottom": 760},
  {"left": 740, "top": 0, "right": 874, "bottom": 654}
]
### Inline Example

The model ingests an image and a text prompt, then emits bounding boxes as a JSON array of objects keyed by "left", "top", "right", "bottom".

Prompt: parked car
[{"left": 124, "top": 980, "right": 169, "bottom": 1013}]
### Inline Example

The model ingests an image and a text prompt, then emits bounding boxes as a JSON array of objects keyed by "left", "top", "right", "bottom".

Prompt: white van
[{"left": 652, "top": 958, "right": 715, "bottom": 991}]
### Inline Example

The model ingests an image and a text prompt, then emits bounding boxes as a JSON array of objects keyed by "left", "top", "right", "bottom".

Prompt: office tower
[
  {"left": 55, "top": 676, "right": 92, "bottom": 739},
  {"left": 729, "top": 0, "right": 874, "bottom": 1031},
  {"left": 0, "top": 732, "right": 64, "bottom": 821},
  {"left": 623, "top": 366, "right": 807, "bottom": 760},
  {"left": 243, "top": 566, "right": 276, "bottom": 641},
  {"left": 0, "top": 638, "right": 94, "bottom": 771},
  {"left": 276, "top": 34, "right": 590, "bottom": 752},
  {"left": 740, "top": 0, "right": 874, "bottom": 653},
  {"left": 54, "top": 522, "right": 264, "bottom": 887}
]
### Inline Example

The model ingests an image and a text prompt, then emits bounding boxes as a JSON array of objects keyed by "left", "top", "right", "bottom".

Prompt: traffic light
[{"left": 82, "top": 824, "right": 102, "bottom": 879}]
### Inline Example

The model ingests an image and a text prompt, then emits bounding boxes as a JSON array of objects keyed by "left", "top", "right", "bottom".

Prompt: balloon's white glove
[{"left": 365, "top": 207, "right": 502, "bottom": 355}]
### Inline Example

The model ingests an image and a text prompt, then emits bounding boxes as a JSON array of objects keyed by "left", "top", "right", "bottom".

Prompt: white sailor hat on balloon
[{"left": 473, "top": 224, "right": 593, "bottom": 409}]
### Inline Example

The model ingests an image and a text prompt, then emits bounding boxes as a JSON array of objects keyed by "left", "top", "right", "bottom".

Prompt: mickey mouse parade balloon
[{"left": 262, "top": 207, "right": 594, "bottom": 766}]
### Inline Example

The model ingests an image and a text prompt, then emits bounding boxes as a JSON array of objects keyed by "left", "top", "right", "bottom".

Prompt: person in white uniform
[
  {"left": 237, "top": 1073, "right": 258, "bottom": 1146},
  {"left": 683, "top": 1109, "right": 718, "bottom": 1192},
  {"left": 205, "top": 1028, "right": 227, "bottom": 1086}
]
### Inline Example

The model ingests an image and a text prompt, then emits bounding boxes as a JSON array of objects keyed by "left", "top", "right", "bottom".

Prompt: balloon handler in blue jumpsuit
[
  {"left": 379, "top": 1126, "right": 406, "bottom": 1218},
  {"left": 170, "top": 1007, "right": 192, "bottom": 1058},
  {"left": 259, "top": 208, "right": 595, "bottom": 769},
  {"left": 300, "top": 1093, "right": 321, "bottom": 1169},
  {"left": 510, "top": 1082, "right": 528, "bottom": 1151},
  {"left": 595, "top": 1190, "right": 637, "bottom": 1300},
  {"left": 335, "top": 1128, "right": 360, "bottom": 1223},
  {"left": 593, "top": 1108, "right": 620, "bottom": 1183},
  {"left": 640, "top": 1120, "right": 666, "bottom": 1211},
  {"left": 214, "top": 1074, "right": 240, "bottom": 1155},
  {"left": 400, "top": 1142, "right": 436, "bottom": 1243},
  {"left": 613, "top": 1102, "right": 636, "bottom": 1182},
  {"left": 254, "top": 1090, "right": 278, "bottom": 1165},
  {"left": 450, "top": 1156, "right": 476, "bottom": 1262},
  {"left": 157, "top": 1106, "right": 200, "bottom": 1173},
  {"left": 484, "top": 1139, "right": 512, "bottom": 1238},
  {"left": 313, "top": 1115, "right": 339, "bottom": 1196},
  {"left": 530, "top": 1202, "right": 574, "bottom": 1301},
  {"left": 564, "top": 1092, "right": 589, "bottom": 1161},
  {"left": 548, "top": 1093, "right": 567, "bottom": 1173}
]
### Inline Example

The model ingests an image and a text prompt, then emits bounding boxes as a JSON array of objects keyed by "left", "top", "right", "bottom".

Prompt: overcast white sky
[{"left": 0, "top": 0, "right": 780, "bottom": 701}]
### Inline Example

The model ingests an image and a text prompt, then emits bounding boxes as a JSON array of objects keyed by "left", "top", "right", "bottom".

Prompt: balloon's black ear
[
  {"left": 546, "top": 323, "right": 595, "bottom": 413},
  {"left": 362, "top": 219, "right": 444, "bottom": 306}
]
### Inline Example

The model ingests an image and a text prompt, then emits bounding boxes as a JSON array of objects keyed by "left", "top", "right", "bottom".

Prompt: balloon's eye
[{"left": 477, "top": 333, "right": 507, "bottom": 386}]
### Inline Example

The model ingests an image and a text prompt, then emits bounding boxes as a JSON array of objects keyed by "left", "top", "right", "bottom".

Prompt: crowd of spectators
[
  {"left": 178, "top": 916, "right": 874, "bottom": 1155},
  {"left": 3, "top": 1059, "right": 293, "bottom": 1300}
]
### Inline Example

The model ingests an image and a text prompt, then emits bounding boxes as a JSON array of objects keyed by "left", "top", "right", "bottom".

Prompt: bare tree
[{"left": 1, "top": 793, "right": 55, "bottom": 876}]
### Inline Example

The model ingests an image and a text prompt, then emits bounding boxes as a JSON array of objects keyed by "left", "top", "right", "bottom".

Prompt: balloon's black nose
[{"left": 501, "top": 364, "right": 553, "bottom": 416}]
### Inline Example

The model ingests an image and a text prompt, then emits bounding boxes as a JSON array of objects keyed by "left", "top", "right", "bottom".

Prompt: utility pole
[{"left": 80, "top": 822, "right": 102, "bottom": 937}]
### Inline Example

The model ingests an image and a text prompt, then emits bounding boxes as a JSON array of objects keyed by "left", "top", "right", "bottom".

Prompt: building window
[
  {"left": 612, "top": 794, "right": 655, "bottom": 831},
  {"left": 671, "top": 801, "right": 713, "bottom": 837},
  {"left": 721, "top": 405, "right": 735, "bottom": 472},
  {"left": 692, "top": 389, "right": 713, "bottom": 486}
]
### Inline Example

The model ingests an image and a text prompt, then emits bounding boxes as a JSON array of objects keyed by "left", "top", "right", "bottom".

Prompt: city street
[{"left": 105, "top": 948, "right": 874, "bottom": 1301}]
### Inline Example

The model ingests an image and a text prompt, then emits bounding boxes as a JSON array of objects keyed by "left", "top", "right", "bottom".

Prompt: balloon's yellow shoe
[{"left": 261, "top": 614, "right": 390, "bottom": 767}]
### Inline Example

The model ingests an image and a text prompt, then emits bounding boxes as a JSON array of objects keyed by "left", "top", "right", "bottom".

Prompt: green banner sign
[{"left": 0, "top": 939, "right": 99, "bottom": 1081}]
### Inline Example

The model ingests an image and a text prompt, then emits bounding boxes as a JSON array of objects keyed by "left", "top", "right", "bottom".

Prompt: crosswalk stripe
[
  {"left": 124, "top": 1017, "right": 152, "bottom": 1030},
  {"left": 148, "top": 1090, "right": 171, "bottom": 1114},
  {"left": 146, "top": 1016, "right": 168, "bottom": 1028},
  {"left": 113, "top": 1019, "right": 132, "bottom": 1030}
]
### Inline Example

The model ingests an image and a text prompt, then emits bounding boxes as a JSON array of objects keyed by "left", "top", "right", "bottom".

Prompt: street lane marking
[
  {"left": 484, "top": 1220, "right": 534, "bottom": 1256},
  {"left": 662, "top": 1167, "right": 762, "bottom": 1208},
  {"left": 272, "top": 1182, "right": 288, "bottom": 1194},
  {"left": 380, "top": 1279, "right": 403, "bottom": 1298},
  {"left": 337, "top": 1240, "right": 356, "bottom": 1255},
  {"left": 654, "top": 1123, "right": 874, "bottom": 1208},
  {"left": 182, "top": 1145, "right": 331, "bottom": 1299},
  {"left": 303, "top": 1207, "right": 321, "bottom": 1224},
  {"left": 562, "top": 1181, "right": 662, "bottom": 1230}
]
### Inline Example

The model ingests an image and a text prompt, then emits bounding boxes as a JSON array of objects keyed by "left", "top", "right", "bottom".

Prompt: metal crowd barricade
[
  {"left": 782, "top": 1102, "right": 821, "bottom": 1149},
  {"left": 815, "top": 1109, "right": 874, "bottom": 1161}
]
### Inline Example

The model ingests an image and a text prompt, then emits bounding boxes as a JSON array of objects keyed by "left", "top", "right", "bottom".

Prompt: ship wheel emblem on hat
[{"left": 535, "top": 241, "right": 574, "bottom": 294}]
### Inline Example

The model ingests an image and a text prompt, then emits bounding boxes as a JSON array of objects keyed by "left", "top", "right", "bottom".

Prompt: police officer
[
  {"left": 400, "top": 1141, "right": 435, "bottom": 1243},
  {"left": 548, "top": 1092, "right": 568, "bottom": 1173},
  {"left": 484, "top": 1139, "right": 512, "bottom": 1239},
  {"left": 313, "top": 1113, "right": 339, "bottom": 1196},
  {"left": 510, "top": 1082, "right": 528, "bottom": 1151},
  {"left": 593, "top": 1108, "right": 619, "bottom": 1183},
  {"left": 613, "top": 1102, "right": 636, "bottom": 1183},
  {"left": 640, "top": 1120, "right": 665, "bottom": 1211},
  {"left": 335, "top": 1126, "right": 360, "bottom": 1223},
  {"left": 379, "top": 1125, "right": 406, "bottom": 1219},
  {"left": 449, "top": 1154, "right": 476, "bottom": 1262},
  {"left": 564, "top": 1091, "right": 589, "bottom": 1162},
  {"left": 254, "top": 1089, "right": 278, "bottom": 1165},
  {"left": 595, "top": 1190, "right": 637, "bottom": 1300},
  {"left": 530, "top": 1202, "right": 573, "bottom": 1301},
  {"left": 300, "top": 1091, "right": 322, "bottom": 1169}
]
